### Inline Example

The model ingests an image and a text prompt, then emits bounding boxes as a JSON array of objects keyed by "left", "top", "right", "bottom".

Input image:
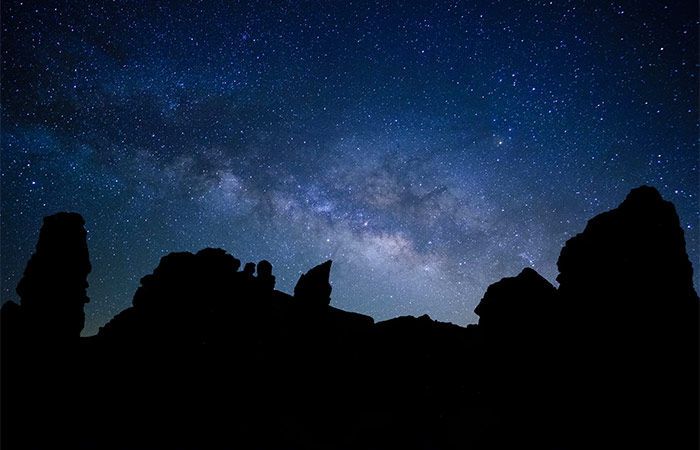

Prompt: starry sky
[{"left": 2, "top": 0, "right": 698, "bottom": 336}]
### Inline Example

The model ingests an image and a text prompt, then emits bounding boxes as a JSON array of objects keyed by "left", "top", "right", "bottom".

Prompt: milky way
[{"left": 2, "top": 1, "right": 698, "bottom": 335}]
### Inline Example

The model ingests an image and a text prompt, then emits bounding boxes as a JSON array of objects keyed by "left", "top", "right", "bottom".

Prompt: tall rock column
[
  {"left": 2, "top": 212, "right": 92, "bottom": 450},
  {"left": 555, "top": 185, "right": 699, "bottom": 449},
  {"left": 16, "top": 212, "right": 92, "bottom": 340}
]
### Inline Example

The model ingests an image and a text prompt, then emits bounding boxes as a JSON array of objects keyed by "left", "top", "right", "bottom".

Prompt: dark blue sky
[{"left": 2, "top": 0, "right": 698, "bottom": 335}]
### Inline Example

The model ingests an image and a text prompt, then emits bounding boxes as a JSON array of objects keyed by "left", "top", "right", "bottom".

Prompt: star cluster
[{"left": 2, "top": 1, "right": 698, "bottom": 335}]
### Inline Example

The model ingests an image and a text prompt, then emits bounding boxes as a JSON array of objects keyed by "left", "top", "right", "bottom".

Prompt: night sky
[{"left": 2, "top": 1, "right": 698, "bottom": 336}]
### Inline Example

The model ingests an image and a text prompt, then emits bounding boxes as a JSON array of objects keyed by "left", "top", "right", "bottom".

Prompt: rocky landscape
[{"left": 2, "top": 186, "right": 698, "bottom": 449}]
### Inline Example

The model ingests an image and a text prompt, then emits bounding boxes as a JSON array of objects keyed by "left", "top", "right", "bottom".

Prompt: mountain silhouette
[{"left": 1, "top": 185, "right": 697, "bottom": 450}]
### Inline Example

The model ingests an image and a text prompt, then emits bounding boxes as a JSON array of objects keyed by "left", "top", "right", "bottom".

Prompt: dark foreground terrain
[{"left": 2, "top": 185, "right": 698, "bottom": 449}]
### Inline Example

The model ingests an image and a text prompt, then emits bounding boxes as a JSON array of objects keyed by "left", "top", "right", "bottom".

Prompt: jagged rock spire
[{"left": 294, "top": 260, "right": 333, "bottom": 307}]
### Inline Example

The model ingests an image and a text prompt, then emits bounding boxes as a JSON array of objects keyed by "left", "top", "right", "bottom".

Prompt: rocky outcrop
[
  {"left": 463, "top": 186, "right": 700, "bottom": 449},
  {"left": 558, "top": 185, "right": 696, "bottom": 307},
  {"left": 12, "top": 212, "right": 92, "bottom": 340},
  {"left": 256, "top": 260, "right": 275, "bottom": 291},
  {"left": 555, "top": 185, "right": 699, "bottom": 449},
  {"left": 475, "top": 267, "right": 556, "bottom": 330},
  {"left": 1, "top": 212, "right": 91, "bottom": 449},
  {"left": 473, "top": 266, "right": 558, "bottom": 376},
  {"left": 99, "top": 248, "right": 245, "bottom": 344},
  {"left": 471, "top": 268, "right": 559, "bottom": 447},
  {"left": 294, "top": 260, "right": 333, "bottom": 307}
]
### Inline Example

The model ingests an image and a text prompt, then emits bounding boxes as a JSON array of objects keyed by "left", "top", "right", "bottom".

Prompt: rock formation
[
  {"left": 1, "top": 212, "right": 91, "bottom": 450},
  {"left": 294, "top": 260, "right": 333, "bottom": 307},
  {"left": 256, "top": 259, "right": 275, "bottom": 291},
  {"left": 14, "top": 212, "right": 92, "bottom": 340},
  {"left": 471, "top": 267, "right": 559, "bottom": 447},
  {"left": 99, "top": 247, "right": 244, "bottom": 344},
  {"left": 1, "top": 186, "right": 697, "bottom": 450},
  {"left": 473, "top": 266, "right": 558, "bottom": 376},
  {"left": 243, "top": 261, "right": 255, "bottom": 276},
  {"left": 475, "top": 266, "right": 557, "bottom": 330},
  {"left": 554, "top": 185, "right": 699, "bottom": 448},
  {"left": 558, "top": 185, "right": 696, "bottom": 307}
]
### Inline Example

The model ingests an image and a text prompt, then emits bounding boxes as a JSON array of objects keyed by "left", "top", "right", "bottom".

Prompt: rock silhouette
[
  {"left": 14, "top": 212, "right": 91, "bottom": 340},
  {"left": 294, "top": 259, "right": 333, "bottom": 307},
  {"left": 554, "top": 185, "right": 699, "bottom": 449},
  {"left": 1, "top": 212, "right": 92, "bottom": 449},
  {"left": 470, "top": 267, "right": 560, "bottom": 448},
  {"left": 243, "top": 261, "right": 255, "bottom": 276},
  {"left": 256, "top": 259, "right": 275, "bottom": 290},
  {"left": 1, "top": 186, "right": 697, "bottom": 450}
]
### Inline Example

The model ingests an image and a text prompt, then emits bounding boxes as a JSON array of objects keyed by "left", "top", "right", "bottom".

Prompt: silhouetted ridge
[{"left": 2, "top": 186, "right": 697, "bottom": 450}]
